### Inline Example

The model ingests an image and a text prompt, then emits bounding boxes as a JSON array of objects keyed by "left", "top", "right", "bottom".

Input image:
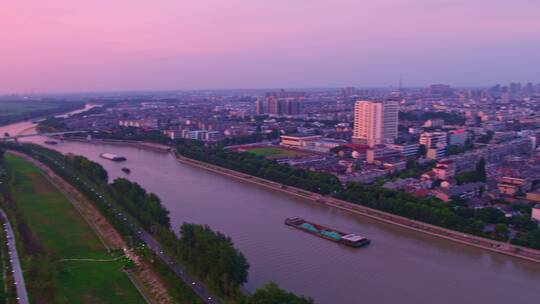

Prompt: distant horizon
[
  {"left": 1, "top": 82, "right": 536, "bottom": 97},
  {"left": 2, "top": 1, "right": 539, "bottom": 94}
]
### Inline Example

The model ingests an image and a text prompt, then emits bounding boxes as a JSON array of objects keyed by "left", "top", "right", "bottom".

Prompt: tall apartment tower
[
  {"left": 353, "top": 100, "right": 399, "bottom": 147},
  {"left": 255, "top": 98, "right": 265, "bottom": 115},
  {"left": 266, "top": 96, "right": 279, "bottom": 115}
]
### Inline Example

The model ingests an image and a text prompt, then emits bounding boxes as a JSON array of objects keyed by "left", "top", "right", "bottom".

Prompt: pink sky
[{"left": 1, "top": 0, "right": 539, "bottom": 93}]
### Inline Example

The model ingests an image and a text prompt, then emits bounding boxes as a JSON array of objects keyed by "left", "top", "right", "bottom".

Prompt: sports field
[
  {"left": 245, "top": 146, "right": 313, "bottom": 159},
  {"left": 5, "top": 154, "right": 145, "bottom": 303}
]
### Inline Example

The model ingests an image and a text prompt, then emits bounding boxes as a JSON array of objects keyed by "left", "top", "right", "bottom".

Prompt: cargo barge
[
  {"left": 99, "top": 153, "right": 127, "bottom": 162},
  {"left": 285, "top": 217, "right": 370, "bottom": 248}
]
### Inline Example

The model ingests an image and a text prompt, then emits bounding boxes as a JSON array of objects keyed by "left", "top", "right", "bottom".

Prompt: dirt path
[{"left": 7, "top": 151, "right": 174, "bottom": 304}]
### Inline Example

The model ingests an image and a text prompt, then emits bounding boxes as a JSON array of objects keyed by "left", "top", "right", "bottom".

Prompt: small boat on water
[
  {"left": 99, "top": 153, "right": 127, "bottom": 162},
  {"left": 121, "top": 167, "right": 131, "bottom": 174},
  {"left": 285, "top": 217, "right": 370, "bottom": 248},
  {"left": 44, "top": 140, "right": 58, "bottom": 145}
]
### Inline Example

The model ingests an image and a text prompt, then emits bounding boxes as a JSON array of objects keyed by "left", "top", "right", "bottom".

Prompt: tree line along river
[{"left": 2, "top": 118, "right": 540, "bottom": 304}]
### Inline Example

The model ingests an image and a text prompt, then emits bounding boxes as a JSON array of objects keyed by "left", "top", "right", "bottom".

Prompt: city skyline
[
  {"left": 1, "top": 0, "right": 540, "bottom": 94},
  {"left": 2, "top": 71, "right": 540, "bottom": 304}
]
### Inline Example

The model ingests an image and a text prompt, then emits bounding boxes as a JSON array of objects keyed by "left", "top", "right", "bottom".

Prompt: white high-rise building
[{"left": 353, "top": 100, "right": 399, "bottom": 147}]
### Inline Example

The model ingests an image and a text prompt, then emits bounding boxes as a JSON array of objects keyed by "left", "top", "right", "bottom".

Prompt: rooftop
[{"left": 281, "top": 133, "right": 322, "bottom": 139}]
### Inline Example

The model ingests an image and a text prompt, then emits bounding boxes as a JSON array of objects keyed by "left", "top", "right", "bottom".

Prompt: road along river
[{"left": 2, "top": 120, "right": 540, "bottom": 304}]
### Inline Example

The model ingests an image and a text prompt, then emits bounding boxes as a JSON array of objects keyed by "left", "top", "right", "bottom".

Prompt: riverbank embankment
[
  {"left": 172, "top": 151, "right": 540, "bottom": 263},
  {"left": 54, "top": 137, "right": 171, "bottom": 153}
]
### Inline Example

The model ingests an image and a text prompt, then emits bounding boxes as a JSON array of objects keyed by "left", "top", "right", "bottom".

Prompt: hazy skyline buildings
[{"left": 258, "top": 93, "right": 301, "bottom": 116}]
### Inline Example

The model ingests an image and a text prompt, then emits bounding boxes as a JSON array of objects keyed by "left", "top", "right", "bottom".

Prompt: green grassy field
[
  {"left": 246, "top": 147, "right": 312, "bottom": 159},
  {"left": 0, "top": 227, "right": 5, "bottom": 303},
  {"left": 5, "top": 154, "right": 145, "bottom": 303},
  {"left": 0, "top": 100, "right": 83, "bottom": 126},
  {"left": 0, "top": 101, "right": 61, "bottom": 117}
]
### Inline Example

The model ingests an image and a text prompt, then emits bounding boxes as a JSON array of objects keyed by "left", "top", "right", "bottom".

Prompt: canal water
[{"left": 2, "top": 119, "right": 540, "bottom": 304}]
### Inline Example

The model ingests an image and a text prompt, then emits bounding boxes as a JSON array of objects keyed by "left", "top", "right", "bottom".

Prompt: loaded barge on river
[
  {"left": 99, "top": 153, "right": 127, "bottom": 162},
  {"left": 285, "top": 217, "right": 370, "bottom": 248}
]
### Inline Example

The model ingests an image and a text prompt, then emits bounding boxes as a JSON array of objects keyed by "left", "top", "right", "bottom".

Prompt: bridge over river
[{"left": 1, "top": 130, "right": 88, "bottom": 141}]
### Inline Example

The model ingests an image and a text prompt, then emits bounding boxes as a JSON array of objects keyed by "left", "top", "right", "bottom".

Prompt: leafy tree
[
  {"left": 387, "top": 160, "right": 435, "bottom": 180},
  {"left": 109, "top": 178, "right": 171, "bottom": 230},
  {"left": 475, "top": 158, "right": 486, "bottom": 182},
  {"left": 527, "top": 230, "right": 540, "bottom": 249},
  {"left": 447, "top": 143, "right": 474, "bottom": 156},
  {"left": 175, "top": 139, "right": 342, "bottom": 195},
  {"left": 68, "top": 155, "right": 108, "bottom": 183},
  {"left": 243, "top": 282, "right": 313, "bottom": 304},
  {"left": 399, "top": 111, "right": 466, "bottom": 125},
  {"left": 36, "top": 117, "right": 66, "bottom": 132},
  {"left": 85, "top": 128, "right": 170, "bottom": 144},
  {"left": 178, "top": 224, "right": 249, "bottom": 297},
  {"left": 495, "top": 223, "right": 508, "bottom": 237},
  {"left": 509, "top": 215, "right": 537, "bottom": 231},
  {"left": 417, "top": 144, "right": 427, "bottom": 158},
  {"left": 475, "top": 207, "right": 505, "bottom": 224},
  {"left": 510, "top": 204, "right": 532, "bottom": 214},
  {"left": 454, "top": 158, "right": 486, "bottom": 184},
  {"left": 337, "top": 182, "right": 483, "bottom": 234},
  {"left": 449, "top": 195, "right": 468, "bottom": 207}
]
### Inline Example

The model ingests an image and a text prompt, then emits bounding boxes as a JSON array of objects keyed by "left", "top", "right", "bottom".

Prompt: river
[{"left": 1, "top": 115, "right": 540, "bottom": 304}]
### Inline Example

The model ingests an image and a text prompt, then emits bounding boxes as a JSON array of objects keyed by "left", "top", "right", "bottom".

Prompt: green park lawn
[
  {"left": 5, "top": 154, "right": 145, "bottom": 303},
  {"left": 246, "top": 147, "right": 312, "bottom": 159}
]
